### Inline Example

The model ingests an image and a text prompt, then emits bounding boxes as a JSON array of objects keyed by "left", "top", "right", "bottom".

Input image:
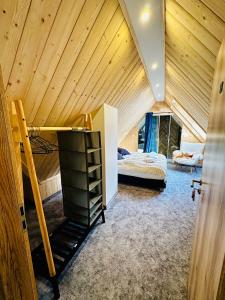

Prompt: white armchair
[{"left": 173, "top": 142, "right": 204, "bottom": 172}]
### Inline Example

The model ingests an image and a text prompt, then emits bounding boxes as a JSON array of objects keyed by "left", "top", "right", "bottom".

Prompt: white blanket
[{"left": 118, "top": 152, "right": 167, "bottom": 180}]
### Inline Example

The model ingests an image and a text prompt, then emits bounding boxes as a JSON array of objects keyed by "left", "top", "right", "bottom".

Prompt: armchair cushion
[{"left": 173, "top": 151, "right": 201, "bottom": 166}]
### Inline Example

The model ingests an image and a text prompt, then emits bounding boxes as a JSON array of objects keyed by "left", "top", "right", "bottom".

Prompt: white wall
[{"left": 93, "top": 104, "right": 118, "bottom": 207}]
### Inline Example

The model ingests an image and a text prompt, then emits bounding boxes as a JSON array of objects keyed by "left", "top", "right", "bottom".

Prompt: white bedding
[{"left": 118, "top": 152, "right": 167, "bottom": 180}]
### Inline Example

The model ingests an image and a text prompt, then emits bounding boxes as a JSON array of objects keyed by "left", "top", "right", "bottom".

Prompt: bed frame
[{"left": 118, "top": 174, "right": 166, "bottom": 191}]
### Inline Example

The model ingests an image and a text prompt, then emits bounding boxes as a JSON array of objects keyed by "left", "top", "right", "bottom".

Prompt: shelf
[
  {"left": 90, "top": 194, "right": 102, "bottom": 209},
  {"left": 90, "top": 208, "right": 102, "bottom": 226},
  {"left": 90, "top": 201, "right": 102, "bottom": 218},
  {"left": 89, "top": 179, "right": 101, "bottom": 191},
  {"left": 88, "top": 164, "right": 101, "bottom": 173},
  {"left": 32, "top": 219, "right": 88, "bottom": 277},
  {"left": 87, "top": 148, "right": 101, "bottom": 153}
]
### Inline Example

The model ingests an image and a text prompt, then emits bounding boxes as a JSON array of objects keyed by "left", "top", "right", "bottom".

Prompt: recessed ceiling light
[
  {"left": 151, "top": 63, "right": 158, "bottom": 70},
  {"left": 140, "top": 5, "right": 151, "bottom": 24},
  {"left": 155, "top": 83, "right": 160, "bottom": 88}
]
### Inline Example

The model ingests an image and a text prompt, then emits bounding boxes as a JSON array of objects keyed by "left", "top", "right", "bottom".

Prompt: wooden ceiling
[
  {"left": 0, "top": 0, "right": 153, "bottom": 127},
  {"left": 2, "top": 0, "right": 224, "bottom": 181},
  {"left": 165, "top": 0, "right": 225, "bottom": 133},
  {"left": 0, "top": 0, "right": 154, "bottom": 181}
]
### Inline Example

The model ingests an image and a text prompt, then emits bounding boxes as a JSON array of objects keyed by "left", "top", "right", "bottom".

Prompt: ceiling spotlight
[
  {"left": 151, "top": 63, "right": 158, "bottom": 70},
  {"left": 155, "top": 83, "right": 160, "bottom": 88},
  {"left": 140, "top": 5, "right": 151, "bottom": 24}
]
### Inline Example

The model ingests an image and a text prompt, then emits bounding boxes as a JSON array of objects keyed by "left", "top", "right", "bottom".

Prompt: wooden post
[
  {"left": 84, "top": 113, "right": 89, "bottom": 128},
  {"left": 14, "top": 100, "right": 56, "bottom": 278},
  {"left": 0, "top": 69, "right": 37, "bottom": 299},
  {"left": 88, "top": 113, "right": 93, "bottom": 131}
]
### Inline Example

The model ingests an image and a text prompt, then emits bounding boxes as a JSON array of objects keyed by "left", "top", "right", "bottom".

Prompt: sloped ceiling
[
  {"left": 165, "top": 0, "right": 225, "bottom": 133},
  {"left": 0, "top": 0, "right": 154, "bottom": 181},
  {"left": 2, "top": 0, "right": 222, "bottom": 181}
]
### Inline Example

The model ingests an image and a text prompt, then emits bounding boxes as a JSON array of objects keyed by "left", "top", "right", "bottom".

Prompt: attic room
[{"left": 0, "top": 0, "right": 225, "bottom": 299}]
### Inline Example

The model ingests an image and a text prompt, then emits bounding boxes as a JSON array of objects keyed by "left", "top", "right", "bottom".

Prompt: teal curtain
[{"left": 144, "top": 113, "right": 158, "bottom": 153}]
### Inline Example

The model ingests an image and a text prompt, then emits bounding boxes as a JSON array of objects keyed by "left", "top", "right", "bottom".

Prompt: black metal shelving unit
[{"left": 31, "top": 131, "right": 105, "bottom": 299}]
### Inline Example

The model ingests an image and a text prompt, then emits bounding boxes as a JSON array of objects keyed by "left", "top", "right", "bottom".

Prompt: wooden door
[
  {"left": 188, "top": 40, "right": 225, "bottom": 299},
  {"left": 0, "top": 69, "right": 37, "bottom": 299}
]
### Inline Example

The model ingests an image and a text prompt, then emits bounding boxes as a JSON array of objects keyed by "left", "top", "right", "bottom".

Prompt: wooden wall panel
[
  {"left": 165, "top": 0, "right": 225, "bottom": 133},
  {"left": 28, "top": 0, "right": 105, "bottom": 125},
  {"left": 0, "top": 0, "right": 152, "bottom": 182},
  {"left": 0, "top": 0, "right": 31, "bottom": 88},
  {"left": 6, "top": 0, "right": 61, "bottom": 98},
  {"left": 39, "top": 174, "right": 61, "bottom": 200},
  {"left": 0, "top": 68, "right": 37, "bottom": 299}
]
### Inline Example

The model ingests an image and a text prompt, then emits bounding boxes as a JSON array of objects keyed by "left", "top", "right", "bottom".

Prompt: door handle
[
  {"left": 191, "top": 179, "right": 202, "bottom": 201},
  {"left": 191, "top": 179, "right": 202, "bottom": 188}
]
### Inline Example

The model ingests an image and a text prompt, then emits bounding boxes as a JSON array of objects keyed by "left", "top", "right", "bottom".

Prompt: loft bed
[{"left": 118, "top": 150, "right": 167, "bottom": 191}]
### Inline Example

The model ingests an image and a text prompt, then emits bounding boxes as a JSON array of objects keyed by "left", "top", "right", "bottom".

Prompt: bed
[{"left": 118, "top": 152, "right": 167, "bottom": 191}]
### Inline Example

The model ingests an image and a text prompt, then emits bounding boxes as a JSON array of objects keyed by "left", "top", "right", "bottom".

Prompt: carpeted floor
[{"left": 36, "top": 164, "right": 201, "bottom": 299}]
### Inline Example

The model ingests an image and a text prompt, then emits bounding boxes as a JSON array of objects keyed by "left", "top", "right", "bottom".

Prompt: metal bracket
[{"left": 20, "top": 204, "right": 27, "bottom": 231}]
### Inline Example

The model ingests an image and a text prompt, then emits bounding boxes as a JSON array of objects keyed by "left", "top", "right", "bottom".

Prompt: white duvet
[{"left": 118, "top": 152, "right": 167, "bottom": 180}]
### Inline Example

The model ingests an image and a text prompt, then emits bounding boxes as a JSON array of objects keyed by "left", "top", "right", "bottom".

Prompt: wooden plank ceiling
[
  {"left": 0, "top": 0, "right": 153, "bottom": 181},
  {"left": 2, "top": 0, "right": 223, "bottom": 180},
  {"left": 165, "top": 0, "right": 225, "bottom": 133}
]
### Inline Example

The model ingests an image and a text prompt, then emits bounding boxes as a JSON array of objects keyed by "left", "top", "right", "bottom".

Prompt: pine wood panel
[
  {"left": 201, "top": 0, "right": 225, "bottom": 22},
  {"left": 0, "top": 0, "right": 31, "bottom": 88},
  {"left": 167, "top": 94, "right": 206, "bottom": 142},
  {"left": 188, "top": 38, "right": 225, "bottom": 300},
  {"left": 165, "top": 0, "right": 225, "bottom": 133},
  {"left": 176, "top": 0, "right": 225, "bottom": 41},
  {"left": 166, "top": 12, "right": 216, "bottom": 69},
  {"left": 0, "top": 0, "right": 152, "bottom": 181},
  {"left": 6, "top": 0, "right": 62, "bottom": 99},
  {"left": 0, "top": 69, "right": 37, "bottom": 299},
  {"left": 3, "top": 0, "right": 223, "bottom": 183},
  {"left": 28, "top": 0, "right": 105, "bottom": 125}
]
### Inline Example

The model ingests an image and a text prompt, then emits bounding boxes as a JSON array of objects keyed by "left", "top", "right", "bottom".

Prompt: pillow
[
  {"left": 175, "top": 152, "right": 194, "bottom": 159},
  {"left": 183, "top": 152, "right": 194, "bottom": 158},
  {"left": 175, "top": 152, "right": 184, "bottom": 158},
  {"left": 118, "top": 147, "right": 130, "bottom": 156},
  {"left": 118, "top": 152, "right": 124, "bottom": 160}
]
